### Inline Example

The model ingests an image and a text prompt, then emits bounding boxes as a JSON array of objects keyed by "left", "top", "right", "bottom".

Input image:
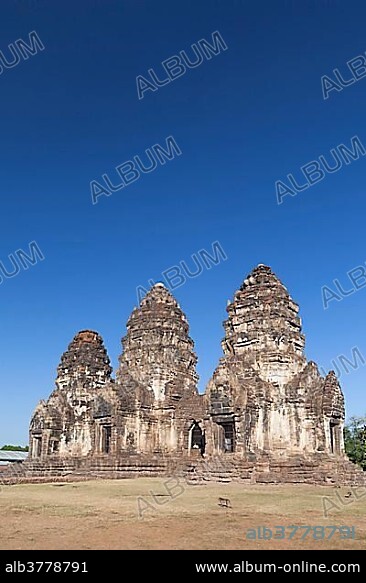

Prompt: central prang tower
[
  {"left": 113, "top": 283, "right": 205, "bottom": 454},
  {"left": 117, "top": 283, "right": 198, "bottom": 403}
]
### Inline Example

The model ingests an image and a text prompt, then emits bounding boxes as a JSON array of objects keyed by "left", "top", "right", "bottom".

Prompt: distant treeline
[{"left": 0, "top": 445, "right": 29, "bottom": 451}]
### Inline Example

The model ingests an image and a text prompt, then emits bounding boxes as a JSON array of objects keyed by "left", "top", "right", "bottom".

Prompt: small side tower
[{"left": 29, "top": 330, "right": 112, "bottom": 458}]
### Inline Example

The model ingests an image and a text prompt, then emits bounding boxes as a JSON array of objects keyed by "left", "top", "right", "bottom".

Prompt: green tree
[
  {"left": 0, "top": 445, "right": 29, "bottom": 452},
  {"left": 344, "top": 416, "right": 366, "bottom": 470}
]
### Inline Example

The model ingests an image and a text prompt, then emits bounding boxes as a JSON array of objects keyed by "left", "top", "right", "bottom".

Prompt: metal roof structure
[{"left": 0, "top": 451, "right": 28, "bottom": 462}]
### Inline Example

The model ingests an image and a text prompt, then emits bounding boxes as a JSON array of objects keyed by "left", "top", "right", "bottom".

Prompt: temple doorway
[
  {"left": 214, "top": 420, "right": 235, "bottom": 453},
  {"left": 221, "top": 421, "right": 235, "bottom": 452},
  {"left": 329, "top": 421, "right": 341, "bottom": 455},
  {"left": 32, "top": 436, "right": 42, "bottom": 458},
  {"left": 188, "top": 422, "right": 205, "bottom": 455},
  {"left": 102, "top": 425, "right": 112, "bottom": 453}
]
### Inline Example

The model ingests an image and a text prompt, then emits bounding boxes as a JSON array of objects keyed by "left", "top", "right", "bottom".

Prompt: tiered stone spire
[
  {"left": 56, "top": 330, "right": 112, "bottom": 391},
  {"left": 321, "top": 371, "right": 345, "bottom": 418},
  {"left": 222, "top": 264, "right": 306, "bottom": 385},
  {"left": 117, "top": 283, "right": 198, "bottom": 401}
]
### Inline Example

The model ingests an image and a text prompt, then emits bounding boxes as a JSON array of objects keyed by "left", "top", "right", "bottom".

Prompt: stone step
[{"left": 2, "top": 453, "right": 365, "bottom": 486}]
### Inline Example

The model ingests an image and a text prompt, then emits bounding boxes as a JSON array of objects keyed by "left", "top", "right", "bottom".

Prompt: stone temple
[{"left": 16, "top": 265, "right": 365, "bottom": 483}]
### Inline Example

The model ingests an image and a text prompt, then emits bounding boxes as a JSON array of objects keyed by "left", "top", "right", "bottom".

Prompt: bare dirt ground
[{"left": 0, "top": 479, "right": 365, "bottom": 550}]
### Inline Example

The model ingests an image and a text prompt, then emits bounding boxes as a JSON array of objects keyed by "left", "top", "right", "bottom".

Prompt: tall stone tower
[
  {"left": 29, "top": 330, "right": 112, "bottom": 458},
  {"left": 114, "top": 283, "right": 204, "bottom": 454},
  {"left": 117, "top": 283, "right": 198, "bottom": 403},
  {"left": 206, "top": 264, "right": 345, "bottom": 459},
  {"left": 223, "top": 264, "right": 306, "bottom": 385}
]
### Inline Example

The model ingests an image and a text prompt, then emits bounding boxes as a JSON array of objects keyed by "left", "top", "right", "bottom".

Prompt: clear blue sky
[{"left": 1, "top": 0, "right": 366, "bottom": 445}]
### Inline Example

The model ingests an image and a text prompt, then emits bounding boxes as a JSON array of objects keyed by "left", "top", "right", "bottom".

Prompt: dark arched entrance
[{"left": 189, "top": 421, "right": 205, "bottom": 455}]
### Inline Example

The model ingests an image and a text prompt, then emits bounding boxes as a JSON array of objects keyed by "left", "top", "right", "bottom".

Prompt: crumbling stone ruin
[{"left": 17, "top": 265, "right": 366, "bottom": 484}]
